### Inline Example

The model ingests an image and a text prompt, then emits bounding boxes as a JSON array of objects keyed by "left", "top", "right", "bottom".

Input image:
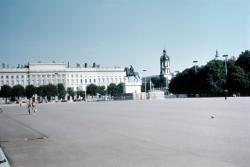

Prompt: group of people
[{"left": 26, "top": 100, "right": 38, "bottom": 115}]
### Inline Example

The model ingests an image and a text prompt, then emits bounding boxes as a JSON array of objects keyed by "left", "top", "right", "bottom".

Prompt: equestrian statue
[{"left": 124, "top": 65, "right": 140, "bottom": 80}]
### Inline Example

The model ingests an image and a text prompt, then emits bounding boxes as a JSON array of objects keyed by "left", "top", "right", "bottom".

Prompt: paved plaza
[{"left": 0, "top": 97, "right": 250, "bottom": 167}]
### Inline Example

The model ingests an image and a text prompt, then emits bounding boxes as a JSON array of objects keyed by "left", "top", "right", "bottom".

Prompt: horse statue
[{"left": 124, "top": 65, "right": 140, "bottom": 80}]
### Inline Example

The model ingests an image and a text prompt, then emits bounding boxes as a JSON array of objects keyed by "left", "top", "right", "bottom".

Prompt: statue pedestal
[{"left": 124, "top": 77, "right": 141, "bottom": 94}]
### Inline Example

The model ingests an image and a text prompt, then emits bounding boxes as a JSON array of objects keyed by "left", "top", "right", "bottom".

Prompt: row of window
[
  {"left": 1, "top": 74, "right": 124, "bottom": 79},
  {"left": 0, "top": 77, "right": 125, "bottom": 86}
]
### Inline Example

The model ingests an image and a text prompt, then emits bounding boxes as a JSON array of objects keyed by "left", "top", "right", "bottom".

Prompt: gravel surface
[{"left": 0, "top": 97, "right": 250, "bottom": 167}]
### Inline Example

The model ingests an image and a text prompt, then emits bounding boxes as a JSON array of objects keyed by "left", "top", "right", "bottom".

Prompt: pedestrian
[
  {"left": 224, "top": 89, "right": 228, "bottom": 100},
  {"left": 0, "top": 103, "right": 3, "bottom": 113},
  {"left": 32, "top": 101, "right": 37, "bottom": 113},
  {"left": 27, "top": 101, "right": 31, "bottom": 115}
]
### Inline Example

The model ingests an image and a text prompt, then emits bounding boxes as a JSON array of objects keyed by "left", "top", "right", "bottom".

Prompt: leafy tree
[
  {"left": 0, "top": 85, "right": 12, "bottom": 103},
  {"left": 12, "top": 84, "right": 25, "bottom": 99},
  {"left": 86, "top": 84, "right": 98, "bottom": 96},
  {"left": 25, "top": 85, "right": 36, "bottom": 99},
  {"left": 117, "top": 83, "right": 124, "bottom": 94},
  {"left": 228, "top": 65, "right": 249, "bottom": 95},
  {"left": 46, "top": 84, "right": 58, "bottom": 100},
  {"left": 97, "top": 86, "right": 106, "bottom": 95},
  {"left": 57, "top": 83, "right": 66, "bottom": 99},
  {"left": 76, "top": 90, "right": 85, "bottom": 99},
  {"left": 67, "top": 87, "right": 75, "bottom": 97},
  {"left": 37, "top": 85, "right": 47, "bottom": 97},
  {"left": 202, "top": 60, "right": 226, "bottom": 96},
  {"left": 107, "top": 83, "right": 117, "bottom": 96},
  {"left": 235, "top": 50, "right": 250, "bottom": 73}
]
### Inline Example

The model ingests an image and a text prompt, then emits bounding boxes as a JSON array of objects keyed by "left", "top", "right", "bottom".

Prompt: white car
[{"left": 0, "top": 148, "right": 10, "bottom": 167}]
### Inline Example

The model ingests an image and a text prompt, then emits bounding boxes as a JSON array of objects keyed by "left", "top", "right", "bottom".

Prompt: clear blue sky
[{"left": 1, "top": 0, "right": 249, "bottom": 75}]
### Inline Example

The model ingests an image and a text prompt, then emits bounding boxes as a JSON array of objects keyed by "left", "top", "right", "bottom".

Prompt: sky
[{"left": 0, "top": 0, "right": 250, "bottom": 75}]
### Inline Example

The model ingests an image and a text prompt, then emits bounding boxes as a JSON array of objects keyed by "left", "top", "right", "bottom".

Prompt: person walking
[
  {"left": 27, "top": 101, "right": 31, "bottom": 115},
  {"left": 32, "top": 101, "right": 37, "bottom": 113},
  {"left": 0, "top": 103, "right": 3, "bottom": 113}
]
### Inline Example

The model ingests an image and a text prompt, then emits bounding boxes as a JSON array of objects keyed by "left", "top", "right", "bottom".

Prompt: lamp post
[
  {"left": 223, "top": 55, "right": 228, "bottom": 100},
  {"left": 143, "top": 69, "right": 147, "bottom": 92},
  {"left": 193, "top": 60, "right": 198, "bottom": 73},
  {"left": 222, "top": 55, "right": 228, "bottom": 78}
]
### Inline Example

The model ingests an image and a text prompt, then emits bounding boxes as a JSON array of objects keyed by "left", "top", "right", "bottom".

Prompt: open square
[{"left": 0, "top": 98, "right": 250, "bottom": 167}]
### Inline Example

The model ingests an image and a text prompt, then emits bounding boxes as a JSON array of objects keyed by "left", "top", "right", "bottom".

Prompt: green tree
[
  {"left": 76, "top": 90, "right": 85, "bottom": 99},
  {"left": 57, "top": 83, "right": 66, "bottom": 99},
  {"left": 107, "top": 83, "right": 117, "bottom": 96},
  {"left": 37, "top": 85, "right": 46, "bottom": 97},
  {"left": 67, "top": 87, "right": 75, "bottom": 97},
  {"left": 12, "top": 84, "right": 25, "bottom": 99},
  {"left": 25, "top": 85, "right": 36, "bottom": 99},
  {"left": 86, "top": 84, "right": 98, "bottom": 96},
  {"left": 117, "top": 83, "right": 124, "bottom": 94},
  {"left": 0, "top": 85, "right": 12, "bottom": 103},
  {"left": 228, "top": 65, "right": 249, "bottom": 95},
  {"left": 235, "top": 50, "right": 250, "bottom": 73},
  {"left": 46, "top": 84, "right": 58, "bottom": 100},
  {"left": 97, "top": 86, "right": 106, "bottom": 95}
]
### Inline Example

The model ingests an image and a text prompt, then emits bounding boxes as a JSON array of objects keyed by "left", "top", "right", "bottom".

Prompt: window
[{"left": 85, "top": 79, "right": 87, "bottom": 83}]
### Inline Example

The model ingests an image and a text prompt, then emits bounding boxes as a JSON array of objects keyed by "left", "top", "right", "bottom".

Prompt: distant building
[
  {"left": 0, "top": 62, "right": 126, "bottom": 91},
  {"left": 142, "top": 49, "right": 173, "bottom": 91}
]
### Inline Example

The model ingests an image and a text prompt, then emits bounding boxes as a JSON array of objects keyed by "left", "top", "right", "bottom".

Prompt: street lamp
[
  {"left": 223, "top": 55, "right": 229, "bottom": 99},
  {"left": 143, "top": 70, "right": 147, "bottom": 93},
  {"left": 222, "top": 55, "right": 228, "bottom": 77},
  {"left": 193, "top": 60, "right": 198, "bottom": 73}
]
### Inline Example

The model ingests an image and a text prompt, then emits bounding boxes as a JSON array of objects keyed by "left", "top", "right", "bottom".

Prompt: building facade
[{"left": 0, "top": 63, "right": 126, "bottom": 91}]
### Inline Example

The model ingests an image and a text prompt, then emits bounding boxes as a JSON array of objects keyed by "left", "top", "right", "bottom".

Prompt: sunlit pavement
[{"left": 0, "top": 97, "right": 250, "bottom": 167}]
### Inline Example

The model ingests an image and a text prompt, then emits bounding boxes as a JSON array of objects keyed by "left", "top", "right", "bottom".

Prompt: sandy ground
[{"left": 0, "top": 97, "right": 250, "bottom": 167}]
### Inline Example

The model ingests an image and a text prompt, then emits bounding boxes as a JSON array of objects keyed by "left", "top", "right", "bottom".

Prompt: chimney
[
  {"left": 84, "top": 63, "right": 87, "bottom": 68},
  {"left": 93, "top": 62, "right": 96, "bottom": 68}
]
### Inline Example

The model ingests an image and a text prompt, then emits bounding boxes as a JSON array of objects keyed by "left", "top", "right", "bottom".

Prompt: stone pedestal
[{"left": 124, "top": 77, "right": 142, "bottom": 94}]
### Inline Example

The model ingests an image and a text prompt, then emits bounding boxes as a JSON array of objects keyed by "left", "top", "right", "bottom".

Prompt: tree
[
  {"left": 25, "top": 85, "right": 36, "bottom": 99},
  {"left": 12, "top": 84, "right": 25, "bottom": 99},
  {"left": 117, "top": 83, "right": 124, "bottom": 95},
  {"left": 37, "top": 85, "right": 47, "bottom": 97},
  {"left": 97, "top": 86, "right": 106, "bottom": 95},
  {"left": 46, "top": 84, "right": 58, "bottom": 100},
  {"left": 57, "top": 83, "right": 66, "bottom": 99},
  {"left": 107, "top": 83, "right": 117, "bottom": 96},
  {"left": 0, "top": 85, "right": 12, "bottom": 103},
  {"left": 228, "top": 65, "right": 249, "bottom": 95},
  {"left": 235, "top": 50, "right": 250, "bottom": 73},
  {"left": 76, "top": 90, "right": 85, "bottom": 99},
  {"left": 86, "top": 84, "right": 98, "bottom": 96},
  {"left": 67, "top": 87, "right": 75, "bottom": 97}
]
